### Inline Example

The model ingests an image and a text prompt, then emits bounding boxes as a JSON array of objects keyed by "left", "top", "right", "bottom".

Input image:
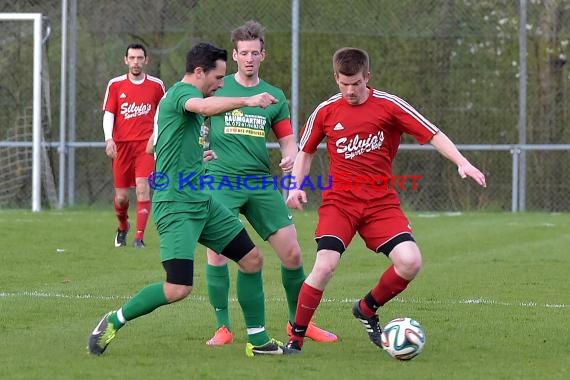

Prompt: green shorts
[
  {"left": 209, "top": 185, "right": 293, "bottom": 240},
  {"left": 152, "top": 199, "right": 244, "bottom": 262}
]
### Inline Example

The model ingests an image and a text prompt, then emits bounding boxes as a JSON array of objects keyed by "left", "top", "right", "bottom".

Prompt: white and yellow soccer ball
[{"left": 381, "top": 317, "right": 426, "bottom": 360}]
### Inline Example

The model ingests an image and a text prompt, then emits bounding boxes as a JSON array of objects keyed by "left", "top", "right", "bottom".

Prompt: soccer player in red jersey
[
  {"left": 284, "top": 47, "right": 486, "bottom": 352},
  {"left": 102, "top": 44, "right": 165, "bottom": 248}
]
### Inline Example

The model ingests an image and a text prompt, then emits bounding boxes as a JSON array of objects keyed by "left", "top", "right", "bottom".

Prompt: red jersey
[
  {"left": 300, "top": 87, "right": 439, "bottom": 188},
  {"left": 102, "top": 74, "right": 165, "bottom": 142}
]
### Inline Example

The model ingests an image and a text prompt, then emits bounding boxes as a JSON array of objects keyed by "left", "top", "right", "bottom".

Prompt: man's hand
[
  {"left": 279, "top": 156, "right": 294, "bottom": 173},
  {"left": 105, "top": 139, "right": 117, "bottom": 159},
  {"left": 286, "top": 189, "right": 307, "bottom": 211},
  {"left": 458, "top": 163, "right": 486, "bottom": 188},
  {"left": 246, "top": 92, "right": 278, "bottom": 108},
  {"left": 203, "top": 150, "right": 217, "bottom": 162}
]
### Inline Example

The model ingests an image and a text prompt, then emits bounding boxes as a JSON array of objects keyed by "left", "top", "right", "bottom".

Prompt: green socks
[
  {"left": 237, "top": 270, "right": 269, "bottom": 345},
  {"left": 206, "top": 264, "right": 231, "bottom": 330},
  {"left": 281, "top": 265, "right": 306, "bottom": 323},
  {"left": 108, "top": 282, "right": 169, "bottom": 329}
]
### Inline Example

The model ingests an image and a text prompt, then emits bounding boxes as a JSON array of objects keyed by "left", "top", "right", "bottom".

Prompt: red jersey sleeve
[
  {"left": 383, "top": 93, "right": 439, "bottom": 145},
  {"left": 299, "top": 105, "right": 326, "bottom": 153},
  {"left": 102, "top": 80, "right": 117, "bottom": 114}
]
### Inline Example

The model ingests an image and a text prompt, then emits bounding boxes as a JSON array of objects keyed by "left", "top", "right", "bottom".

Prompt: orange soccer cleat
[
  {"left": 206, "top": 325, "right": 234, "bottom": 346},
  {"left": 287, "top": 320, "right": 338, "bottom": 342}
]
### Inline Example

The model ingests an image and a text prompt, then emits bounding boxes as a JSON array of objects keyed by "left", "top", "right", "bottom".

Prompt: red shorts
[
  {"left": 112, "top": 140, "right": 155, "bottom": 188},
  {"left": 315, "top": 188, "right": 413, "bottom": 252}
]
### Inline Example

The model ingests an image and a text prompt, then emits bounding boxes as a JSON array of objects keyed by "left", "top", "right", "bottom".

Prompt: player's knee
[
  {"left": 207, "top": 249, "right": 229, "bottom": 266},
  {"left": 135, "top": 183, "right": 150, "bottom": 200},
  {"left": 278, "top": 243, "right": 302, "bottom": 268},
  {"left": 238, "top": 247, "right": 264, "bottom": 273},
  {"left": 398, "top": 255, "right": 422, "bottom": 279},
  {"left": 115, "top": 194, "right": 129, "bottom": 206},
  {"left": 164, "top": 283, "right": 193, "bottom": 302},
  {"left": 391, "top": 246, "right": 422, "bottom": 279},
  {"left": 311, "top": 258, "right": 337, "bottom": 283}
]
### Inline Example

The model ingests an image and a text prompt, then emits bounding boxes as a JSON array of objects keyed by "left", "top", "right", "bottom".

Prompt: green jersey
[
  {"left": 153, "top": 81, "right": 209, "bottom": 204},
  {"left": 207, "top": 75, "right": 290, "bottom": 179}
]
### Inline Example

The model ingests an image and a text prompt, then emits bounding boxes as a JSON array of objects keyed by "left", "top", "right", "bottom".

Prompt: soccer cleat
[
  {"left": 287, "top": 321, "right": 338, "bottom": 342},
  {"left": 206, "top": 326, "right": 234, "bottom": 346},
  {"left": 245, "top": 338, "right": 299, "bottom": 357},
  {"left": 88, "top": 311, "right": 117, "bottom": 355},
  {"left": 114, "top": 224, "right": 129, "bottom": 247},
  {"left": 285, "top": 338, "right": 303, "bottom": 352},
  {"left": 352, "top": 300, "right": 383, "bottom": 348},
  {"left": 132, "top": 239, "right": 145, "bottom": 249}
]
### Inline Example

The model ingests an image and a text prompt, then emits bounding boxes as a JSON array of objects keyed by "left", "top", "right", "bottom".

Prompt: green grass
[{"left": 1, "top": 209, "right": 570, "bottom": 379}]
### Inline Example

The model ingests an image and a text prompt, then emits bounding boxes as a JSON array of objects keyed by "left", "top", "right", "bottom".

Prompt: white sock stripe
[
  {"left": 246, "top": 327, "right": 266, "bottom": 335},
  {"left": 116, "top": 308, "right": 126, "bottom": 324}
]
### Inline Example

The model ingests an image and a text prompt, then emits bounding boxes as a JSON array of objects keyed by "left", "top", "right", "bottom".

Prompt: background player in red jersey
[
  {"left": 284, "top": 47, "right": 486, "bottom": 352},
  {"left": 102, "top": 44, "right": 165, "bottom": 248}
]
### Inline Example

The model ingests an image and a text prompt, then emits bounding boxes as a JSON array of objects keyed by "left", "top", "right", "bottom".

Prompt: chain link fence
[{"left": 1, "top": 0, "right": 569, "bottom": 211}]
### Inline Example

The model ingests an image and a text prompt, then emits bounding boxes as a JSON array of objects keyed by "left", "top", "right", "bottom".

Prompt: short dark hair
[
  {"left": 125, "top": 43, "right": 147, "bottom": 57},
  {"left": 231, "top": 20, "right": 265, "bottom": 51},
  {"left": 332, "top": 47, "right": 369, "bottom": 76},
  {"left": 186, "top": 42, "right": 228, "bottom": 74}
]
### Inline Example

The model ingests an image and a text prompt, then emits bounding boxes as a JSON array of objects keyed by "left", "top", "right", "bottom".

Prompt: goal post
[{"left": 0, "top": 13, "right": 43, "bottom": 211}]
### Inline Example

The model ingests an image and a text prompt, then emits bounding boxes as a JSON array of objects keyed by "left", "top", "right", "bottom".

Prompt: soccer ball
[{"left": 381, "top": 317, "right": 426, "bottom": 360}]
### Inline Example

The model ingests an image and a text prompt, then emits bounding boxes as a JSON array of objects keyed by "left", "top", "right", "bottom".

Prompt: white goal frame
[{"left": 0, "top": 13, "right": 43, "bottom": 211}]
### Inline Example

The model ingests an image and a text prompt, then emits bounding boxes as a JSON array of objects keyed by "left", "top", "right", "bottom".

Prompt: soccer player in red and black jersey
[
  {"left": 285, "top": 47, "right": 486, "bottom": 352},
  {"left": 102, "top": 44, "right": 165, "bottom": 248}
]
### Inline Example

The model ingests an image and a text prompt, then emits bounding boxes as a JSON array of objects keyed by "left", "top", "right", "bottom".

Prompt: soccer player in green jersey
[
  {"left": 88, "top": 42, "right": 296, "bottom": 357},
  {"left": 203, "top": 21, "right": 337, "bottom": 346}
]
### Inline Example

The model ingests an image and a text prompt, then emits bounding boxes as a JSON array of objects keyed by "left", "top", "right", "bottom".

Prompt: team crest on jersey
[
  {"left": 223, "top": 109, "right": 267, "bottom": 138},
  {"left": 335, "top": 131, "right": 384, "bottom": 159}
]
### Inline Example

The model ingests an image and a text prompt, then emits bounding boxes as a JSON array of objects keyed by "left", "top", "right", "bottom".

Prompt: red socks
[
  {"left": 135, "top": 200, "right": 150, "bottom": 240},
  {"left": 114, "top": 197, "right": 129, "bottom": 231},
  {"left": 360, "top": 265, "right": 410, "bottom": 317},
  {"left": 290, "top": 283, "right": 323, "bottom": 346}
]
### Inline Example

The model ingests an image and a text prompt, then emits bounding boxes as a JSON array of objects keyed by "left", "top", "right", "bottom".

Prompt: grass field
[{"left": 1, "top": 209, "right": 570, "bottom": 380}]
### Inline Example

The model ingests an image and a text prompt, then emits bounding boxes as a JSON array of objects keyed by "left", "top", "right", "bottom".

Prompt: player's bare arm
[
  {"left": 278, "top": 135, "right": 298, "bottom": 173},
  {"left": 184, "top": 92, "right": 277, "bottom": 116},
  {"left": 286, "top": 151, "right": 314, "bottom": 210},
  {"left": 145, "top": 133, "right": 155, "bottom": 154},
  {"left": 430, "top": 131, "right": 487, "bottom": 187}
]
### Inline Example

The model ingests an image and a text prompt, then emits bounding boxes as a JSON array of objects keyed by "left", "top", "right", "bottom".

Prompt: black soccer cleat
[
  {"left": 352, "top": 300, "right": 383, "bottom": 348},
  {"left": 132, "top": 239, "right": 145, "bottom": 249},
  {"left": 285, "top": 339, "right": 302, "bottom": 352},
  {"left": 245, "top": 338, "right": 300, "bottom": 357},
  {"left": 114, "top": 226, "right": 129, "bottom": 247},
  {"left": 88, "top": 311, "right": 117, "bottom": 355}
]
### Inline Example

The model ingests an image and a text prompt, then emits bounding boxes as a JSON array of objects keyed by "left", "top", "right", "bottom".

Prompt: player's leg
[
  {"left": 204, "top": 248, "right": 233, "bottom": 345},
  {"left": 245, "top": 190, "right": 303, "bottom": 326},
  {"left": 286, "top": 202, "right": 357, "bottom": 351},
  {"left": 88, "top": 202, "right": 200, "bottom": 355},
  {"left": 353, "top": 199, "right": 421, "bottom": 348},
  {"left": 268, "top": 226, "right": 338, "bottom": 342},
  {"left": 204, "top": 188, "right": 246, "bottom": 345},
  {"left": 113, "top": 188, "right": 130, "bottom": 247},
  {"left": 132, "top": 141, "right": 153, "bottom": 248},
  {"left": 200, "top": 199, "right": 295, "bottom": 356},
  {"left": 112, "top": 142, "right": 134, "bottom": 247}
]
